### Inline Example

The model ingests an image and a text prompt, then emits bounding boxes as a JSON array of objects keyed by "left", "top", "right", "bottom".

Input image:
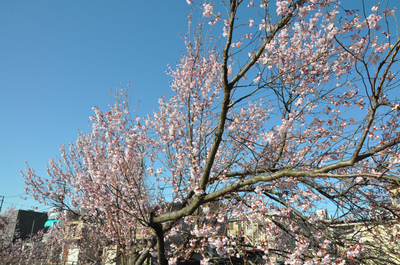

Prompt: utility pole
[
  {"left": 30, "top": 219, "right": 35, "bottom": 242},
  {"left": 0, "top": 195, "right": 4, "bottom": 213}
]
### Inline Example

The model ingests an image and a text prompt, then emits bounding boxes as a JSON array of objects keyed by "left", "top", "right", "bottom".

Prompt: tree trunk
[
  {"left": 153, "top": 222, "right": 168, "bottom": 265},
  {"left": 149, "top": 212, "right": 168, "bottom": 265}
]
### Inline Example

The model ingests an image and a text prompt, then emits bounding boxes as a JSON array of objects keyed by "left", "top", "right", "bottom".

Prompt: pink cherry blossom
[{"left": 203, "top": 3, "right": 213, "bottom": 18}]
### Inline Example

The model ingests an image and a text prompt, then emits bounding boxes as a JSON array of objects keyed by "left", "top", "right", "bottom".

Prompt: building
[{"left": 5, "top": 209, "right": 47, "bottom": 243}]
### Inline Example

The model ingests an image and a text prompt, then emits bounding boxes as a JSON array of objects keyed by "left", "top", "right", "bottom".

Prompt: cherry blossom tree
[
  {"left": 23, "top": 93, "right": 156, "bottom": 264},
  {"left": 23, "top": 0, "right": 400, "bottom": 264}
]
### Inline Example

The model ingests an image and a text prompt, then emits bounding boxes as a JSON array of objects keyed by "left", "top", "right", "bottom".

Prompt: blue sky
[{"left": 0, "top": 1, "right": 192, "bottom": 212}]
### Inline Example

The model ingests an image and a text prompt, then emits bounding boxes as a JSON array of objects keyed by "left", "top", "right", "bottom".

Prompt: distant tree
[
  {"left": 0, "top": 207, "right": 47, "bottom": 265},
  {"left": 23, "top": 0, "right": 400, "bottom": 264},
  {"left": 0, "top": 207, "right": 16, "bottom": 258}
]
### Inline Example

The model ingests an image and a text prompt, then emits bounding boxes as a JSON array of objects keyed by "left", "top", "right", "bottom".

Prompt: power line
[{"left": 4, "top": 193, "right": 26, "bottom": 198}]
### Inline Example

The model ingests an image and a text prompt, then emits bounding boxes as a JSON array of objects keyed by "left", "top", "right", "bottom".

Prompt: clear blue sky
[{"left": 0, "top": 1, "right": 191, "bottom": 212}]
